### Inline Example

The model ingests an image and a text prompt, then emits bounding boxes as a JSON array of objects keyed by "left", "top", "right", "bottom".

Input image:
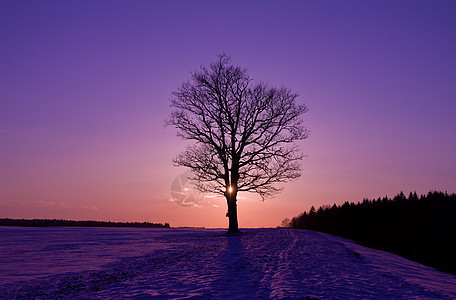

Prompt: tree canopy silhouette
[
  {"left": 287, "top": 191, "right": 456, "bottom": 274},
  {"left": 166, "top": 54, "right": 309, "bottom": 233}
]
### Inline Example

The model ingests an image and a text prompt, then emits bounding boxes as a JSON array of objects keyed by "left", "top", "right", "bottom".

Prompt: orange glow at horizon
[{"left": 1, "top": 1, "right": 455, "bottom": 229}]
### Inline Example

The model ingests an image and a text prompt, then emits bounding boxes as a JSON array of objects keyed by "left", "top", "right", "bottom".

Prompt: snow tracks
[{"left": 2, "top": 228, "right": 456, "bottom": 299}]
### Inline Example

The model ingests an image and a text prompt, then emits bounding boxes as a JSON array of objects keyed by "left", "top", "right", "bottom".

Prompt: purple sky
[{"left": 1, "top": 1, "right": 455, "bottom": 228}]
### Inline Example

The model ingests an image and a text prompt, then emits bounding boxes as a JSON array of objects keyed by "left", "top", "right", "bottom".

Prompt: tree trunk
[{"left": 226, "top": 192, "right": 240, "bottom": 233}]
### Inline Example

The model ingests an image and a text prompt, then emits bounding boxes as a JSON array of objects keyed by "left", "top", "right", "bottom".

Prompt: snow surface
[{"left": 1, "top": 227, "right": 455, "bottom": 299}]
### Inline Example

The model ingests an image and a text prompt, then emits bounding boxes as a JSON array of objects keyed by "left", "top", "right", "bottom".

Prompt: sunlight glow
[{"left": 228, "top": 186, "right": 233, "bottom": 193}]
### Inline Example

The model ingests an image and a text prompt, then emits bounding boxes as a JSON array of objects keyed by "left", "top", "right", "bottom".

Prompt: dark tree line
[
  {"left": 287, "top": 191, "right": 456, "bottom": 274},
  {"left": 0, "top": 218, "right": 170, "bottom": 228}
]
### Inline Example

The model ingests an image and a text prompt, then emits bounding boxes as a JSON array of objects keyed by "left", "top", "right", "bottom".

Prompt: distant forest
[
  {"left": 0, "top": 219, "right": 170, "bottom": 228},
  {"left": 286, "top": 191, "right": 456, "bottom": 274}
]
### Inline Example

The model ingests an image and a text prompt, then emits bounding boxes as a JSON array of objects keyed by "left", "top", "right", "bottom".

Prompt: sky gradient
[{"left": 1, "top": 1, "right": 455, "bottom": 228}]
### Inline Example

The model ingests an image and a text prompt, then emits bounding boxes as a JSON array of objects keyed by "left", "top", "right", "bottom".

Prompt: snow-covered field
[{"left": 1, "top": 227, "right": 455, "bottom": 299}]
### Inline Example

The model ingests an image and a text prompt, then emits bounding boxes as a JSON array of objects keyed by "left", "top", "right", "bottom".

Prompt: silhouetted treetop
[
  {"left": 287, "top": 191, "right": 456, "bottom": 274},
  {"left": 166, "top": 54, "right": 309, "bottom": 233}
]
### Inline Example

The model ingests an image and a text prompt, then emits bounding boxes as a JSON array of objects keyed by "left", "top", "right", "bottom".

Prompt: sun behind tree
[{"left": 166, "top": 54, "right": 309, "bottom": 233}]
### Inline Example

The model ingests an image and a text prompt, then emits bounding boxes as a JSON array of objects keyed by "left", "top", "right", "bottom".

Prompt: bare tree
[{"left": 166, "top": 54, "right": 309, "bottom": 233}]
